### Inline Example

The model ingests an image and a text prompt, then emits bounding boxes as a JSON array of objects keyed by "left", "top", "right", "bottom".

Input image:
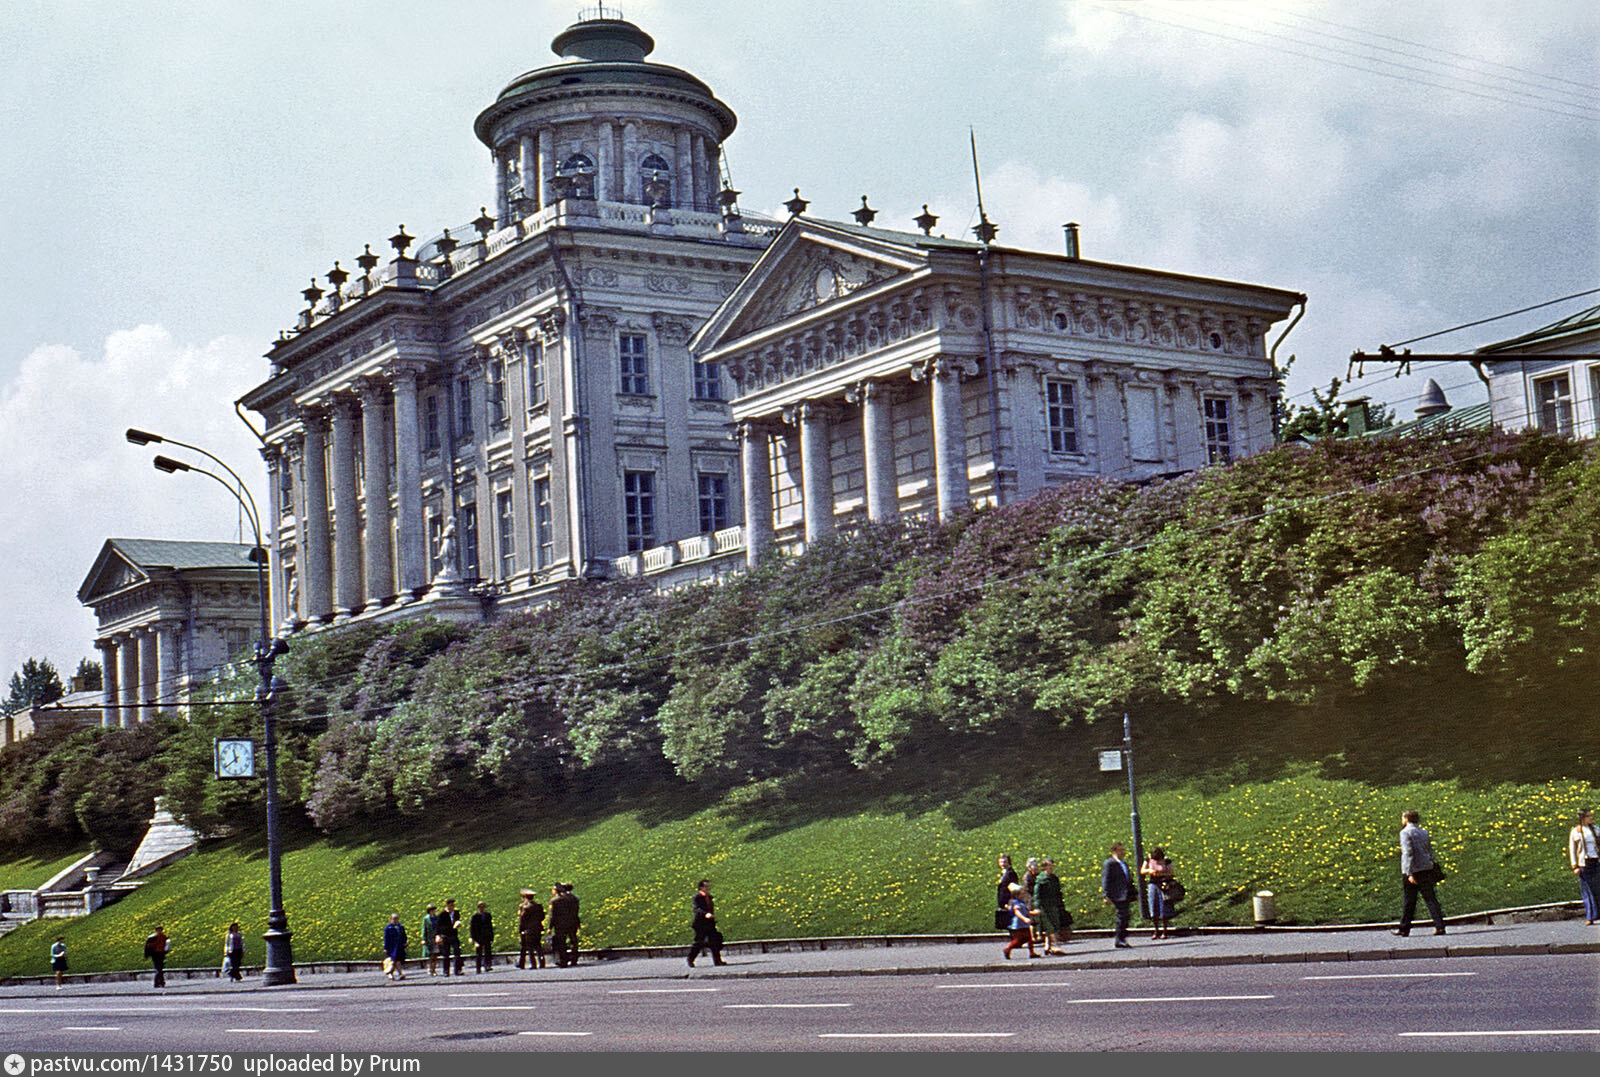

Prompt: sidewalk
[{"left": 4, "top": 912, "right": 1595, "bottom": 995}]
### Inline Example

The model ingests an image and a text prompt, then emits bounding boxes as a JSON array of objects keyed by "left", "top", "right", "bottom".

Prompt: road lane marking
[
  {"left": 517, "top": 1031, "right": 593, "bottom": 1037},
  {"left": 724, "top": 1003, "right": 853, "bottom": 1009},
  {"left": 819, "top": 1033, "right": 1015, "bottom": 1040},
  {"left": 61, "top": 1027, "right": 121, "bottom": 1032},
  {"left": 431, "top": 1005, "right": 537, "bottom": 1011},
  {"left": 609, "top": 988, "right": 720, "bottom": 994},
  {"left": 224, "top": 1028, "right": 319, "bottom": 1034},
  {"left": 1065, "top": 994, "right": 1275, "bottom": 1004},
  {"left": 1306, "top": 972, "right": 1477, "bottom": 980},
  {"left": 935, "top": 982, "right": 1074, "bottom": 989},
  {"left": 447, "top": 992, "right": 513, "bottom": 997},
  {"left": 0, "top": 1007, "right": 321, "bottom": 1014},
  {"left": 1400, "top": 1030, "right": 1600, "bottom": 1038}
]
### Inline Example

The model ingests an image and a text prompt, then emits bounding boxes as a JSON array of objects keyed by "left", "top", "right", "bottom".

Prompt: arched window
[
  {"left": 640, "top": 153, "right": 672, "bottom": 208},
  {"left": 558, "top": 153, "right": 595, "bottom": 200}
]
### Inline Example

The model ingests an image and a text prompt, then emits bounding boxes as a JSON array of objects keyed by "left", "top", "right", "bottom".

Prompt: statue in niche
[{"left": 433, "top": 517, "right": 460, "bottom": 587}]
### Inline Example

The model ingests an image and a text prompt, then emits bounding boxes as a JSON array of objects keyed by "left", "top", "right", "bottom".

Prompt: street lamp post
[
  {"left": 132, "top": 430, "right": 297, "bottom": 986},
  {"left": 1123, "top": 713, "right": 1149, "bottom": 920}
]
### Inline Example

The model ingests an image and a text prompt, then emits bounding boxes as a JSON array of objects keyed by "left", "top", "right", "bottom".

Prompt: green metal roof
[
  {"left": 1370, "top": 400, "right": 1493, "bottom": 439},
  {"left": 107, "top": 538, "right": 259, "bottom": 572},
  {"left": 1477, "top": 302, "right": 1600, "bottom": 353}
]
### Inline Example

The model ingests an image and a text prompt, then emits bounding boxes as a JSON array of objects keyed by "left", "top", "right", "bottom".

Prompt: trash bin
[{"left": 1253, "top": 890, "right": 1277, "bottom": 925}]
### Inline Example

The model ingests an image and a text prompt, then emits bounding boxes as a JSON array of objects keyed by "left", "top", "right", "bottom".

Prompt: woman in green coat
[{"left": 1032, "top": 858, "right": 1071, "bottom": 954}]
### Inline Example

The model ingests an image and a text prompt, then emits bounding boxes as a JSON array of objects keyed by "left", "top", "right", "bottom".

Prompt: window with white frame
[
  {"left": 693, "top": 359, "right": 722, "bottom": 401},
  {"left": 697, "top": 472, "right": 729, "bottom": 534},
  {"left": 533, "top": 477, "right": 553, "bottom": 569},
  {"left": 423, "top": 393, "right": 441, "bottom": 453},
  {"left": 619, "top": 333, "right": 650, "bottom": 395},
  {"left": 455, "top": 375, "right": 472, "bottom": 438},
  {"left": 1535, "top": 373, "right": 1574, "bottom": 436},
  {"left": 1045, "top": 378, "right": 1079, "bottom": 454},
  {"left": 459, "top": 503, "right": 479, "bottom": 581},
  {"left": 488, "top": 355, "right": 508, "bottom": 429},
  {"left": 623, "top": 470, "right": 656, "bottom": 552},
  {"left": 496, "top": 489, "right": 516, "bottom": 578},
  {"left": 1203, "top": 395, "right": 1234, "bottom": 464},
  {"left": 527, "top": 342, "right": 546, "bottom": 410}
]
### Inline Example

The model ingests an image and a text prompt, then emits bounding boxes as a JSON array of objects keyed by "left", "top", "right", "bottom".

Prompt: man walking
[
  {"left": 1394, "top": 809, "right": 1447, "bottom": 936},
  {"left": 144, "top": 925, "right": 170, "bottom": 988},
  {"left": 548, "top": 883, "right": 581, "bottom": 968},
  {"left": 686, "top": 879, "right": 727, "bottom": 968},
  {"left": 517, "top": 889, "right": 546, "bottom": 969},
  {"left": 436, "top": 898, "right": 464, "bottom": 976},
  {"left": 1100, "top": 843, "right": 1136, "bottom": 949},
  {"left": 420, "top": 904, "right": 440, "bottom": 976},
  {"left": 470, "top": 901, "right": 495, "bottom": 973}
]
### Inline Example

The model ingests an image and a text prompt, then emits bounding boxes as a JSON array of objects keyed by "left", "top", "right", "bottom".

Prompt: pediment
[{"left": 78, "top": 544, "right": 150, "bottom": 606}]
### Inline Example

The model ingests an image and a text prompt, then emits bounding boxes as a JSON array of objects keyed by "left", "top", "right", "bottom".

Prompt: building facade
[
  {"left": 77, "top": 539, "right": 262, "bottom": 726},
  {"left": 238, "top": 16, "right": 777, "bottom": 630},
  {"left": 1478, "top": 303, "right": 1600, "bottom": 438},
  {"left": 692, "top": 218, "right": 1305, "bottom": 561}
]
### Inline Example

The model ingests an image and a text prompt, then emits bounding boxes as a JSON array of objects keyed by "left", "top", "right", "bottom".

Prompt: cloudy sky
[{"left": 2, "top": 0, "right": 1596, "bottom": 686}]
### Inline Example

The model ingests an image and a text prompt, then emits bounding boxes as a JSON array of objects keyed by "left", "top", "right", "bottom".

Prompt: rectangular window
[
  {"left": 1203, "top": 395, "right": 1233, "bottom": 464},
  {"left": 1535, "top": 373, "right": 1574, "bottom": 436},
  {"left": 623, "top": 470, "right": 656, "bottom": 552},
  {"left": 224, "top": 627, "right": 251, "bottom": 657},
  {"left": 455, "top": 375, "right": 472, "bottom": 438},
  {"left": 533, "top": 477, "right": 553, "bottom": 569},
  {"left": 496, "top": 489, "right": 516, "bottom": 578},
  {"left": 1045, "top": 379, "right": 1079, "bottom": 454},
  {"left": 489, "top": 356, "right": 508, "bottom": 429},
  {"left": 459, "top": 503, "right": 479, "bottom": 581},
  {"left": 427, "top": 511, "right": 443, "bottom": 579},
  {"left": 619, "top": 333, "right": 650, "bottom": 395},
  {"left": 423, "top": 393, "right": 441, "bottom": 453},
  {"left": 1590, "top": 367, "right": 1600, "bottom": 437},
  {"left": 697, "top": 472, "right": 729, "bottom": 534},
  {"left": 693, "top": 359, "right": 722, "bottom": 401},
  {"left": 527, "top": 343, "right": 546, "bottom": 410}
]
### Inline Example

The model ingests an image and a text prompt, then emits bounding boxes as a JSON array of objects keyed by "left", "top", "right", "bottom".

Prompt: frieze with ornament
[{"left": 1014, "top": 288, "right": 1267, "bottom": 357}]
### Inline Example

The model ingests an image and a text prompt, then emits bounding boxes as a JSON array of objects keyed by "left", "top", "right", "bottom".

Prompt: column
[
  {"left": 595, "top": 120, "right": 615, "bottom": 201},
  {"left": 300, "top": 409, "right": 334, "bottom": 621},
  {"left": 518, "top": 133, "right": 536, "bottom": 206},
  {"left": 392, "top": 364, "right": 427, "bottom": 596},
  {"left": 621, "top": 122, "right": 639, "bottom": 205},
  {"left": 740, "top": 421, "right": 774, "bottom": 568},
  {"left": 330, "top": 397, "right": 363, "bottom": 617},
  {"left": 494, "top": 148, "right": 510, "bottom": 225},
  {"left": 799, "top": 403, "right": 835, "bottom": 543},
  {"left": 156, "top": 622, "right": 182, "bottom": 706},
  {"left": 118, "top": 632, "right": 139, "bottom": 727},
  {"left": 98, "top": 639, "right": 118, "bottom": 728},
  {"left": 929, "top": 357, "right": 971, "bottom": 521},
  {"left": 360, "top": 379, "right": 395, "bottom": 605},
  {"left": 674, "top": 128, "right": 693, "bottom": 211},
  {"left": 138, "top": 627, "right": 159, "bottom": 720},
  {"left": 860, "top": 381, "right": 898, "bottom": 522},
  {"left": 263, "top": 448, "right": 285, "bottom": 631},
  {"left": 692, "top": 133, "right": 709, "bottom": 212},
  {"left": 538, "top": 127, "right": 555, "bottom": 209}
]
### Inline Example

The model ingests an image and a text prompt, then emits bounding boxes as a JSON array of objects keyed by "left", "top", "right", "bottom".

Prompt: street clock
[{"left": 214, "top": 738, "right": 256, "bottom": 779}]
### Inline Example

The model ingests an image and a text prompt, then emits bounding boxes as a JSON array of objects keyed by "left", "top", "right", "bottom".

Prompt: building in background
[
  {"left": 1478, "top": 303, "right": 1600, "bottom": 437},
  {"left": 77, "top": 539, "right": 261, "bottom": 726}
]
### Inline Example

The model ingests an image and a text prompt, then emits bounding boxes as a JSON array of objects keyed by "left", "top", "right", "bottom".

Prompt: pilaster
[{"left": 299, "top": 408, "right": 334, "bottom": 621}]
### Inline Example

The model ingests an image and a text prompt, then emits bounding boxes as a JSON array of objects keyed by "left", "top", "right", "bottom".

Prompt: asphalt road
[{"left": 0, "top": 954, "right": 1594, "bottom": 1052}]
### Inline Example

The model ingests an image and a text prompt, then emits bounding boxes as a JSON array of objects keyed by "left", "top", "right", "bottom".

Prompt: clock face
[{"left": 215, "top": 739, "right": 256, "bottom": 779}]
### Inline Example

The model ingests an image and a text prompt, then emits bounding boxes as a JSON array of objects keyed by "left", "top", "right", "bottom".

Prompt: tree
[
  {"left": 1279, "top": 376, "right": 1397, "bottom": 442},
  {"left": 74, "top": 657, "right": 103, "bottom": 693},
  {"left": 3, "top": 658, "right": 64, "bottom": 715}
]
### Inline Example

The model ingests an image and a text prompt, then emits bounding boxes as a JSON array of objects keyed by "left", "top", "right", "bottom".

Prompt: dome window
[
  {"left": 640, "top": 153, "right": 672, "bottom": 208},
  {"left": 557, "top": 153, "right": 596, "bottom": 200}
]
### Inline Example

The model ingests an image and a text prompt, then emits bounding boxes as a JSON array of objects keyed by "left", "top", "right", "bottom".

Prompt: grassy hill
[{"left": 1, "top": 765, "right": 1589, "bottom": 977}]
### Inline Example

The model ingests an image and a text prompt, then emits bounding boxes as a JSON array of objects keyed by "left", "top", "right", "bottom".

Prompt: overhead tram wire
[{"left": 1087, "top": 2, "right": 1600, "bottom": 122}]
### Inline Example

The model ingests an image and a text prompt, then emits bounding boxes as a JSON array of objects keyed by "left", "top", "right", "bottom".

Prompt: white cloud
[{"left": 0, "top": 327, "right": 266, "bottom": 687}]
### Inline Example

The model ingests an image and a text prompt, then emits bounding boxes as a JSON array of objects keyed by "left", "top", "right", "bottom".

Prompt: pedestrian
[
  {"left": 383, "top": 912, "right": 408, "bottom": 980},
  {"left": 1022, "top": 856, "right": 1042, "bottom": 945},
  {"left": 1568, "top": 808, "right": 1598, "bottom": 925},
  {"left": 1033, "top": 858, "right": 1071, "bottom": 954},
  {"left": 436, "top": 898, "right": 464, "bottom": 976},
  {"left": 1142, "top": 847, "right": 1176, "bottom": 939},
  {"left": 470, "top": 901, "right": 495, "bottom": 973},
  {"left": 223, "top": 922, "right": 245, "bottom": 981},
  {"left": 686, "top": 878, "right": 727, "bottom": 968},
  {"left": 1100, "top": 842, "right": 1136, "bottom": 949},
  {"left": 994, "top": 854, "right": 1018, "bottom": 931},
  {"left": 1001, "top": 882, "right": 1038, "bottom": 959},
  {"left": 1393, "top": 809, "right": 1447, "bottom": 937},
  {"left": 50, "top": 936, "right": 67, "bottom": 989},
  {"left": 517, "top": 889, "right": 546, "bottom": 969},
  {"left": 548, "top": 883, "right": 581, "bottom": 968},
  {"left": 144, "top": 925, "right": 170, "bottom": 988},
  {"left": 421, "top": 904, "right": 440, "bottom": 975}
]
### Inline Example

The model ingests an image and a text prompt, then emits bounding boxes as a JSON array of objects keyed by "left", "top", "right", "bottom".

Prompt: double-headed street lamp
[{"left": 127, "top": 428, "right": 296, "bottom": 986}]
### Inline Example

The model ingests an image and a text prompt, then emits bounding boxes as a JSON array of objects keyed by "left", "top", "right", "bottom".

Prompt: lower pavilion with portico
[{"left": 692, "top": 217, "right": 1305, "bottom": 561}]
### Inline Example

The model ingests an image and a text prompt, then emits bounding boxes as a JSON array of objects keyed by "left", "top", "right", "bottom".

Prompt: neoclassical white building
[
  {"left": 78, "top": 539, "right": 262, "bottom": 726},
  {"left": 692, "top": 218, "right": 1304, "bottom": 561}
]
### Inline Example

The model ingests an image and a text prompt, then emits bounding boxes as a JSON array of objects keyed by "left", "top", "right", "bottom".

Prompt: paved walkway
[{"left": 5, "top": 917, "right": 1596, "bottom": 995}]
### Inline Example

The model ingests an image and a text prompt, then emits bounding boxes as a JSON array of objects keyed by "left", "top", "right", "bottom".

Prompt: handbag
[
  {"left": 994, "top": 907, "right": 1009, "bottom": 931},
  {"left": 1417, "top": 863, "right": 1446, "bottom": 884},
  {"left": 1159, "top": 878, "right": 1187, "bottom": 903}
]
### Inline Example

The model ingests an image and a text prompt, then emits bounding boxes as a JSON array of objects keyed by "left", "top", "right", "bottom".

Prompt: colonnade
[
  {"left": 96, "top": 625, "right": 181, "bottom": 728},
  {"left": 494, "top": 123, "right": 720, "bottom": 220},
  {"left": 738, "top": 356, "right": 975, "bottom": 567}
]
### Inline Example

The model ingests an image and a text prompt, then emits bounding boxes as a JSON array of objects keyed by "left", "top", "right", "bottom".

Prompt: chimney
[
  {"left": 1063, "top": 222, "right": 1081, "bottom": 259},
  {"left": 1343, "top": 398, "right": 1371, "bottom": 437}
]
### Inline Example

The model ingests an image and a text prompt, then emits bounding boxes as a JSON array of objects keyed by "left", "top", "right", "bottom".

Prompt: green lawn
[
  {"left": 0, "top": 771, "right": 1590, "bottom": 977},
  {"left": 0, "top": 848, "right": 88, "bottom": 894}
]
